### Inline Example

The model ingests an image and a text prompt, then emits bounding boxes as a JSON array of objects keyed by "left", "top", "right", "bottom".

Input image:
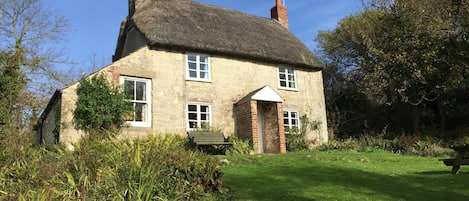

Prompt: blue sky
[{"left": 43, "top": 0, "right": 363, "bottom": 70}]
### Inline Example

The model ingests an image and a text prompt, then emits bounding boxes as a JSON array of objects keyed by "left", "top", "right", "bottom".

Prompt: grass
[{"left": 220, "top": 150, "right": 469, "bottom": 201}]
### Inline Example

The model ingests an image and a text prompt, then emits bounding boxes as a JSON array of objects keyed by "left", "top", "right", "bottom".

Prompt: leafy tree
[
  {"left": 318, "top": 0, "right": 469, "bottom": 138},
  {"left": 73, "top": 73, "right": 133, "bottom": 139}
]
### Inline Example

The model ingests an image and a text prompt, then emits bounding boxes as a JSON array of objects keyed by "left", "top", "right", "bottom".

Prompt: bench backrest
[{"left": 187, "top": 131, "right": 227, "bottom": 143}]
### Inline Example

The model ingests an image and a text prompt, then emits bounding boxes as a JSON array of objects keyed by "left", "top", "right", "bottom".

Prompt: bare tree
[{"left": 0, "top": 0, "right": 70, "bottom": 135}]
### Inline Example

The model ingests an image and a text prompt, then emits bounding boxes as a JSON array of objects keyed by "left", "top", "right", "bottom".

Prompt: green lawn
[{"left": 220, "top": 151, "right": 469, "bottom": 201}]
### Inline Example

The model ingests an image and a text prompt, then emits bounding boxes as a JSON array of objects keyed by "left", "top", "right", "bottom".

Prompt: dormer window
[
  {"left": 186, "top": 53, "right": 210, "bottom": 81},
  {"left": 278, "top": 67, "right": 297, "bottom": 90}
]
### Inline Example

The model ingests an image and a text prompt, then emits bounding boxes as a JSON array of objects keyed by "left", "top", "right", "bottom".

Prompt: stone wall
[
  {"left": 56, "top": 46, "right": 328, "bottom": 148},
  {"left": 38, "top": 95, "right": 60, "bottom": 146}
]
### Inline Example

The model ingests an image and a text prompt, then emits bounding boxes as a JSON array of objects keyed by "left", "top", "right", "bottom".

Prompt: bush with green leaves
[
  {"left": 285, "top": 115, "right": 320, "bottom": 151},
  {"left": 227, "top": 135, "right": 252, "bottom": 155},
  {"left": 320, "top": 134, "right": 452, "bottom": 157},
  {"left": 73, "top": 73, "right": 133, "bottom": 139}
]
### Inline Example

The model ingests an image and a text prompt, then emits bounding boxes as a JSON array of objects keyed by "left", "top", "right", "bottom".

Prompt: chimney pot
[{"left": 271, "top": 0, "right": 289, "bottom": 29}]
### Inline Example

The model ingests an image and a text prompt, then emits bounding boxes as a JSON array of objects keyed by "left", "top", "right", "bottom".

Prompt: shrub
[
  {"left": 227, "top": 135, "right": 252, "bottom": 155},
  {"left": 320, "top": 134, "right": 452, "bottom": 157},
  {"left": 73, "top": 73, "right": 133, "bottom": 139},
  {"left": 1, "top": 135, "right": 228, "bottom": 200},
  {"left": 285, "top": 128, "right": 308, "bottom": 152},
  {"left": 320, "top": 138, "right": 361, "bottom": 151},
  {"left": 286, "top": 115, "right": 321, "bottom": 151}
]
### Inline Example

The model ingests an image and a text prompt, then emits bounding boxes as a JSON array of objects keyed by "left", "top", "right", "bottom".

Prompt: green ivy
[{"left": 73, "top": 73, "right": 133, "bottom": 139}]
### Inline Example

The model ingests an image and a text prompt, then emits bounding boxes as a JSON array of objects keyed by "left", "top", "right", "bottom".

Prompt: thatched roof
[{"left": 116, "top": 0, "right": 324, "bottom": 69}]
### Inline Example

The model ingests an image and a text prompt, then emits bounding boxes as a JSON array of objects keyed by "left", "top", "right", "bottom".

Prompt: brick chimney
[{"left": 271, "top": 0, "right": 289, "bottom": 29}]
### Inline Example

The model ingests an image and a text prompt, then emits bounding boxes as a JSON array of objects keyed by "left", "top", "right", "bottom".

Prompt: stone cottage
[{"left": 35, "top": 0, "right": 328, "bottom": 153}]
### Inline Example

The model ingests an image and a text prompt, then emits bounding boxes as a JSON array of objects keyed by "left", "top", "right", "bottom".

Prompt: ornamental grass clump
[{"left": 0, "top": 135, "right": 228, "bottom": 200}]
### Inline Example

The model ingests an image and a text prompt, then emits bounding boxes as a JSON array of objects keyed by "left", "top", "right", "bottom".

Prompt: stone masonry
[{"left": 54, "top": 47, "right": 327, "bottom": 150}]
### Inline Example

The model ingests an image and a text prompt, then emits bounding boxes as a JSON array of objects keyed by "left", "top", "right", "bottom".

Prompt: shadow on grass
[
  {"left": 417, "top": 170, "right": 469, "bottom": 176},
  {"left": 416, "top": 170, "right": 454, "bottom": 175},
  {"left": 224, "top": 162, "right": 469, "bottom": 201}
]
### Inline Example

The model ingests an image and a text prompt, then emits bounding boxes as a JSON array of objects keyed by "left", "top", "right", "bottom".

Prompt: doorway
[{"left": 257, "top": 101, "right": 280, "bottom": 154}]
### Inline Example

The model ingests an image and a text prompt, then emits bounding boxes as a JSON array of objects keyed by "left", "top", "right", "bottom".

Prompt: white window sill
[
  {"left": 279, "top": 87, "right": 299, "bottom": 92},
  {"left": 126, "top": 122, "right": 152, "bottom": 128},
  {"left": 186, "top": 78, "right": 212, "bottom": 83}
]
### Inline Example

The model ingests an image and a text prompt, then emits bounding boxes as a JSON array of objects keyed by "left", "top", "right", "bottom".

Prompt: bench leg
[{"left": 451, "top": 165, "right": 460, "bottom": 174}]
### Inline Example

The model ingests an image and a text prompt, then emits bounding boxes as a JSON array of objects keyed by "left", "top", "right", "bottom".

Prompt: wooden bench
[
  {"left": 187, "top": 131, "right": 232, "bottom": 154},
  {"left": 439, "top": 144, "right": 469, "bottom": 174}
]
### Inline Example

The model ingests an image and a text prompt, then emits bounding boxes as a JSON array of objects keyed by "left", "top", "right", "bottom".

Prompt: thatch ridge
[{"left": 128, "top": 0, "right": 324, "bottom": 69}]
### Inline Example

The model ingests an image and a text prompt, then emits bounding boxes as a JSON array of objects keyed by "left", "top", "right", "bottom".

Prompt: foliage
[
  {"left": 73, "top": 73, "right": 133, "bottom": 138},
  {"left": 0, "top": 51, "right": 26, "bottom": 138},
  {"left": 227, "top": 135, "right": 252, "bottom": 155},
  {"left": 320, "top": 134, "right": 453, "bottom": 157},
  {"left": 285, "top": 115, "right": 321, "bottom": 151},
  {"left": 221, "top": 151, "right": 469, "bottom": 201},
  {"left": 0, "top": 135, "right": 228, "bottom": 200},
  {"left": 285, "top": 128, "right": 307, "bottom": 152},
  {"left": 318, "top": 0, "right": 469, "bottom": 139},
  {"left": 0, "top": 0, "right": 70, "bottom": 137}
]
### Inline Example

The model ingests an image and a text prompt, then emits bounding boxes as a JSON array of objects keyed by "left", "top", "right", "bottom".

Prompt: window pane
[
  {"left": 188, "top": 62, "right": 197, "bottom": 70},
  {"left": 291, "top": 112, "right": 297, "bottom": 118},
  {"left": 124, "top": 80, "right": 135, "bottom": 100},
  {"left": 201, "top": 114, "right": 207, "bottom": 121},
  {"left": 279, "top": 67, "right": 286, "bottom": 73},
  {"left": 288, "top": 68, "right": 294, "bottom": 74},
  {"left": 189, "top": 71, "right": 197, "bottom": 78},
  {"left": 188, "top": 113, "right": 197, "bottom": 120},
  {"left": 279, "top": 73, "right": 286, "bottom": 80},
  {"left": 289, "top": 82, "right": 296, "bottom": 88},
  {"left": 200, "top": 106, "right": 208, "bottom": 113},
  {"left": 201, "top": 122, "right": 209, "bottom": 128},
  {"left": 200, "top": 72, "right": 208, "bottom": 79},
  {"left": 135, "top": 103, "right": 146, "bottom": 122},
  {"left": 188, "top": 55, "right": 197, "bottom": 62},
  {"left": 200, "top": 63, "right": 208, "bottom": 71},
  {"left": 189, "top": 121, "right": 197, "bottom": 128},
  {"left": 280, "top": 81, "right": 287, "bottom": 87},
  {"left": 136, "top": 81, "right": 146, "bottom": 101},
  {"left": 288, "top": 75, "right": 295, "bottom": 81},
  {"left": 200, "top": 55, "right": 208, "bottom": 63},
  {"left": 292, "top": 119, "right": 298, "bottom": 126},
  {"left": 188, "top": 105, "right": 197, "bottom": 111}
]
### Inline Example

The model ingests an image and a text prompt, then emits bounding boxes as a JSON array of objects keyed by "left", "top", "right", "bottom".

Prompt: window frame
[
  {"left": 186, "top": 103, "right": 212, "bottom": 130},
  {"left": 278, "top": 67, "right": 298, "bottom": 90},
  {"left": 120, "top": 76, "right": 152, "bottom": 127},
  {"left": 283, "top": 110, "right": 300, "bottom": 133},
  {"left": 186, "top": 53, "right": 211, "bottom": 82}
]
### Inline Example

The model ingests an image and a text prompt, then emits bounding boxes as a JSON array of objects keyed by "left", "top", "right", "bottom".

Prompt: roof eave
[{"left": 149, "top": 42, "right": 324, "bottom": 70}]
